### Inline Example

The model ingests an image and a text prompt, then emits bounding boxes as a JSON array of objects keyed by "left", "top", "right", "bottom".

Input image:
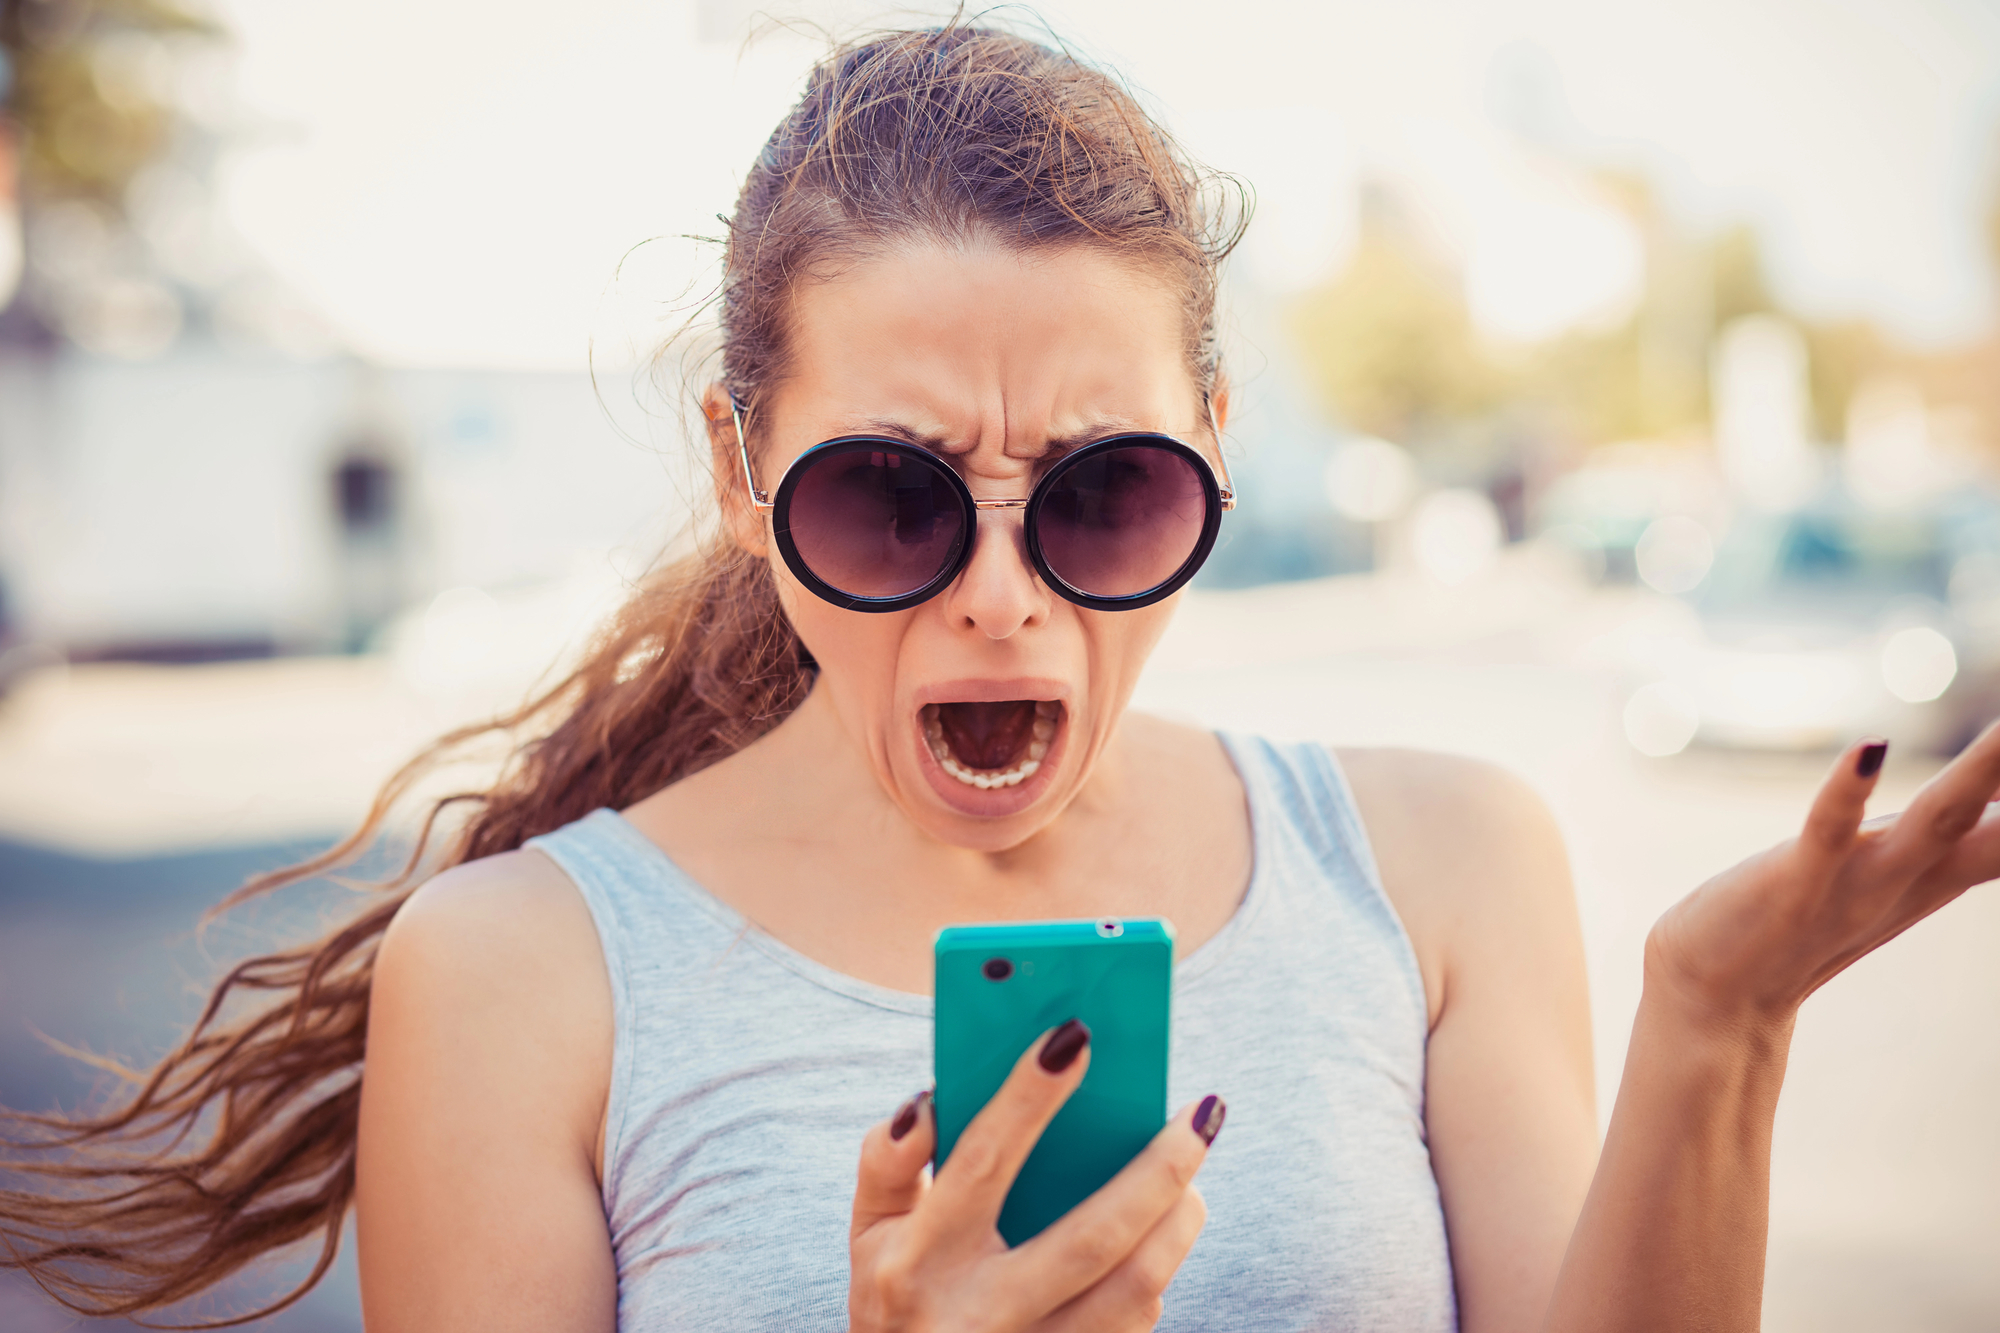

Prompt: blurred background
[{"left": 3, "top": 0, "right": 1999, "bottom": 1327}]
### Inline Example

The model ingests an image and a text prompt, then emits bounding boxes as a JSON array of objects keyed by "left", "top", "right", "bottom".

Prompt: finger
[
  {"left": 1875, "top": 718, "right": 2000, "bottom": 877},
  {"left": 1040, "top": 1186, "right": 1208, "bottom": 1333},
  {"left": 925, "top": 1019, "right": 1092, "bottom": 1229},
  {"left": 1906, "top": 800, "right": 2000, "bottom": 906},
  {"left": 1002, "top": 1095, "right": 1225, "bottom": 1313},
  {"left": 852, "top": 1089, "right": 935, "bottom": 1238},
  {"left": 1799, "top": 736, "right": 1890, "bottom": 864}
]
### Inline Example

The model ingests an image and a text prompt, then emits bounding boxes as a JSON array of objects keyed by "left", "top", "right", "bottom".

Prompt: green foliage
[
  {"left": 1, "top": 0, "right": 217, "bottom": 207},
  {"left": 1288, "top": 227, "right": 1497, "bottom": 445},
  {"left": 1288, "top": 180, "right": 1907, "bottom": 454}
]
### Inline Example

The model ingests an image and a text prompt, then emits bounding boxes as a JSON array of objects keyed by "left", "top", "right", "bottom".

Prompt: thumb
[
  {"left": 852, "top": 1089, "right": 934, "bottom": 1240},
  {"left": 1800, "top": 736, "right": 1888, "bottom": 864}
]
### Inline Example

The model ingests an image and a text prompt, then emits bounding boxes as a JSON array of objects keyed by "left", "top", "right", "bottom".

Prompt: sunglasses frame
[{"left": 730, "top": 398, "right": 1237, "bottom": 613}]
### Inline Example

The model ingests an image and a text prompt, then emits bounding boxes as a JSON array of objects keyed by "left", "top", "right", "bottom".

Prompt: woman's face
[{"left": 727, "top": 241, "right": 1216, "bottom": 854}]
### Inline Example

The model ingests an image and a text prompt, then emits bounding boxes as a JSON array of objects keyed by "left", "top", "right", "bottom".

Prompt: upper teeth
[{"left": 924, "top": 702, "right": 1061, "bottom": 790}]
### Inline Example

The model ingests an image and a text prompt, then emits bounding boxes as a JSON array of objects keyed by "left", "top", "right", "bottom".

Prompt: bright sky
[{"left": 214, "top": 0, "right": 2000, "bottom": 369}]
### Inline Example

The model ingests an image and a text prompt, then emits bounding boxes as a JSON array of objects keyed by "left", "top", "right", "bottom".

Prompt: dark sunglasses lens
[
  {"left": 1038, "top": 444, "right": 1209, "bottom": 599},
  {"left": 787, "top": 446, "right": 966, "bottom": 599}
]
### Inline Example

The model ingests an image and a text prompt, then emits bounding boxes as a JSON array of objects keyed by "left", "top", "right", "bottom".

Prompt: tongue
[{"left": 936, "top": 700, "right": 1039, "bottom": 771}]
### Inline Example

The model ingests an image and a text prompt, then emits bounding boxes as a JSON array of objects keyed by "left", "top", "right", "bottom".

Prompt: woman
[{"left": 6, "top": 25, "right": 1998, "bottom": 1333}]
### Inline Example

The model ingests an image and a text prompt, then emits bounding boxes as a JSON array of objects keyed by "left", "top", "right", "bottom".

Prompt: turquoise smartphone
[{"left": 933, "top": 916, "right": 1175, "bottom": 1246}]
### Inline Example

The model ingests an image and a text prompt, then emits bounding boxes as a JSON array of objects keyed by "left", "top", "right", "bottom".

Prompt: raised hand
[
  {"left": 848, "top": 1023, "right": 1222, "bottom": 1333},
  {"left": 1648, "top": 722, "right": 2000, "bottom": 1026}
]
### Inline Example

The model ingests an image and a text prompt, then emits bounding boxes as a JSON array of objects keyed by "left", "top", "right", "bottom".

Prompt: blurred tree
[
  {"left": 1288, "top": 185, "right": 1498, "bottom": 448},
  {"left": 0, "top": 0, "right": 217, "bottom": 344},
  {"left": 1522, "top": 173, "right": 1711, "bottom": 444},
  {"left": 1287, "top": 169, "right": 1906, "bottom": 459},
  {"left": 1707, "top": 224, "right": 1775, "bottom": 328},
  {"left": 1801, "top": 319, "right": 1890, "bottom": 443},
  {"left": 1911, "top": 138, "right": 2000, "bottom": 457}
]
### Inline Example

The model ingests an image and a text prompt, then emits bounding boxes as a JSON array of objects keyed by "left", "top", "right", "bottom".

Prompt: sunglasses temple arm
[
  {"left": 731, "top": 394, "right": 775, "bottom": 512},
  {"left": 1206, "top": 394, "right": 1237, "bottom": 511}
]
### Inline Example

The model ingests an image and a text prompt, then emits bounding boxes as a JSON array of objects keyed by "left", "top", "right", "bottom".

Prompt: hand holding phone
[
  {"left": 934, "top": 917, "right": 1179, "bottom": 1244},
  {"left": 846, "top": 1021, "right": 1224, "bottom": 1333}
]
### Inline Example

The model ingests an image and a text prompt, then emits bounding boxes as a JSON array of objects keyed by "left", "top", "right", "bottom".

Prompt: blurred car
[
  {"left": 1628, "top": 489, "right": 2000, "bottom": 754},
  {"left": 1535, "top": 443, "right": 1724, "bottom": 585}
]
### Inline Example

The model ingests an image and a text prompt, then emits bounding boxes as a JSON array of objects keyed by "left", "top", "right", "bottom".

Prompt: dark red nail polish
[
  {"left": 1038, "top": 1018, "right": 1091, "bottom": 1073},
  {"left": 890, "top": 1090, "right": 930, "bottom": 1141},
  {"left": 1192, "top": 1094, "right": 1226, "bottom": 1146},
  {"left": 1857, "top": 741, "right": 1888, "bottom": 779}
]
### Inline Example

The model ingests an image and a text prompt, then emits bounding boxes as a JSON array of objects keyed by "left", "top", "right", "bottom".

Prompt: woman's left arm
[
  {"left": 1357, "top": 722, "right": 2000, "bottom": 1333},
  {"left": 1543, "top": 725, "right": 2000, "bottom": 1332},
  {"left": 1342, "top": 749, "right": 1600, "bottom": 1333}
]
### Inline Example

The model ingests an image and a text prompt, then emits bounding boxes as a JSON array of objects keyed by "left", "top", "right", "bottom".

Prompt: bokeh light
[
  {"left": 1623, "top": 680, "right": 1700, "bottom": 757},
  {"left": 1411, "top": 488, "right": 1504, "bottom": 586},
  {"left": 1634, "top": 516, "right": 1715, "bottom": 595},
  {"left": 1322, "top": 436, "right": 1418, "bottom": 523},
  {"left": 1880, "top": 626, "right": 1958, "bottom": 704}
]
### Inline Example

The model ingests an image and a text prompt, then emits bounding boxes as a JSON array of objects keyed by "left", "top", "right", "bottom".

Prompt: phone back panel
[{"left": 933, "top": 918, "right": 1174, "bottom": 1246}]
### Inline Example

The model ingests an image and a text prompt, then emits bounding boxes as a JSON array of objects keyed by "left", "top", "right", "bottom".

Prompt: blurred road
[
  {"left": 3, "top": 554, "right": 1997, "bottom": 1328},
  {"left": 0, "top": 841, "right": 363, "bottom": 1331}
]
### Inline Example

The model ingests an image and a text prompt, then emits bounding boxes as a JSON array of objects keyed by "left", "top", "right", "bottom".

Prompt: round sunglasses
[{"left": 730, "top": 399, "right": 1237, "bottom": 613}]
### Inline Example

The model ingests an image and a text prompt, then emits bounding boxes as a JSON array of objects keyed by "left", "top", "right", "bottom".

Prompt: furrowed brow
[{"left": 846, "top": 415, "right": 1164, "bottom": 461}]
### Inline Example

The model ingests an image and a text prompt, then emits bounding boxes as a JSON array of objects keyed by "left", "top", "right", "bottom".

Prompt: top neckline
[{"left": 589, "top": 731, "right": 1270, "bottom": 1017}]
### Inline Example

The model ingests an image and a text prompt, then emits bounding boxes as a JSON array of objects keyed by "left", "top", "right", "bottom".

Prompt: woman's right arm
[{"left": 357, "top": 850, "right": 618, "bottom": 1333}]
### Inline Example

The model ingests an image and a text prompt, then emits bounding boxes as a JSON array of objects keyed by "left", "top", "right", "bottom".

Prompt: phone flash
[{"left": 1096, "top": 918, "right": 1124, "bottom": 938}]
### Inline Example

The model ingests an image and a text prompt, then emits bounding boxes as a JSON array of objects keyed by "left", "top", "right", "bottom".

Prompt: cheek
[
  {"left": 773, "top": 555, "right": 909, "bottom": 706},
  {"left": 1086, "top": 601, "right": 1180, "bottom": 693}
]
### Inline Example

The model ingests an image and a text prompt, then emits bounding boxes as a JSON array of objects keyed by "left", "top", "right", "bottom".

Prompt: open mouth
[{"left": 920, "top": 700, "right": 1061, "bottom": 790}]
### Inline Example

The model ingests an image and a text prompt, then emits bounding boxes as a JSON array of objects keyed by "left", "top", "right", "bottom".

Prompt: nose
[{"left": 941, "top": 510, "right": 1048, "bottom": 639}]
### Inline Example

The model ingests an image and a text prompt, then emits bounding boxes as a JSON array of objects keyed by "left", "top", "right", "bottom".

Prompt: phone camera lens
[
  {"left": 981, "top": 957, "right": 1013, "bottom": 982},
  {"left": 1096, "top": 918, "right": 1124, "bottom": 938}
]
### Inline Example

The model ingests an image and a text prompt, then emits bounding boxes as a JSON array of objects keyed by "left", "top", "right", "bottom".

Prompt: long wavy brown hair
[{"left": 0, "top": 19, "right": 1245, "bottom": 1326}]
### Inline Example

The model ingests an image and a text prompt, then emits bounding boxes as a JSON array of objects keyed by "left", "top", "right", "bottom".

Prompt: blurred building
[
  {"left": 0, "top": 5, "right": 692, "bottom": 667},
  {"left": 0, "top": 350, "right": 687, "bottom": 662}
]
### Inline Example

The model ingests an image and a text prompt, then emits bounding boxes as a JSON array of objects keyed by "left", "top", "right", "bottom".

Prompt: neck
[
  {"left": 622, "top": 671, "right": 1248, "bottom": 994},
  {"left": 749, "top": 681, "right": 1134, "bottom": 919}
]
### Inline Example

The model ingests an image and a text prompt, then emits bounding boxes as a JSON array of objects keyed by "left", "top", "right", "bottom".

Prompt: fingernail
[
  {"left": 1192, "top": 1094, "right": 1227, "bottom": 1146},
  {"left": 1038, "top": 1018, "right": 1091, "bottom": 1074},
  {"left": 889, "top": 1089, "right": 930, "bottom": 1141},
  {"left": 1857, "top": 740, "right": 1888, "bottom": 779}
]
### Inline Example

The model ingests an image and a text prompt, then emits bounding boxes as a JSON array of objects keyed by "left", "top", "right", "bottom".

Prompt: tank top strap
[
  {"left": 527, "top": 806, "right": 747, "bottom": 979},
  {"left": 525, "top": 808, "right": 757, "bottom": 1173},
  {"left": 1216, "top": 731, "right": 1382, "bottom": 878},
  {"left": 1213, "top": 732, "right": 1425, "bottom": 1018}
]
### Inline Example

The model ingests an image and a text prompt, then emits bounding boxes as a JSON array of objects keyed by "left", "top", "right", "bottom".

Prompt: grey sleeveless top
[{"left": 526, "top": 734, "right": 1457, "bottom": 1332}]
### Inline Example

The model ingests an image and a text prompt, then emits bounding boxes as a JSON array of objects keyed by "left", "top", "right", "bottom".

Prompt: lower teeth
[
  {"left": 925, "top": 702, "right": 1058, "bottom": 790},
  {"left": 940, "top": 754, "right": 1039, "bottom": 789}
]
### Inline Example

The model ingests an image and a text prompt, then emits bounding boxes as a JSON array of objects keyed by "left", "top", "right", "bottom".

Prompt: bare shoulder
[
  {"left": 383, "top": 847, "right": 607, "bottom": 1000},
  {"left": 369, "top": 847, "right": 612, "bottom": 1160},
  {"left": 1334, "top": 748, "right": 1577, "bottom": 1022},
  {"left": 1334, "top": 747, "right": 1567, "bottom": 873},
  {"left": 359, "top": 856, "right": 620, "bottom": 1328}
]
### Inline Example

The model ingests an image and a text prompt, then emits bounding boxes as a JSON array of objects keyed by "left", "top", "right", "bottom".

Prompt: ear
[
  {"left": 1205, "top": 378, "right": 1231, "bottom": 445},
  {"left": 703, "top": 382, "right": 769, "bottom": 557}
]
